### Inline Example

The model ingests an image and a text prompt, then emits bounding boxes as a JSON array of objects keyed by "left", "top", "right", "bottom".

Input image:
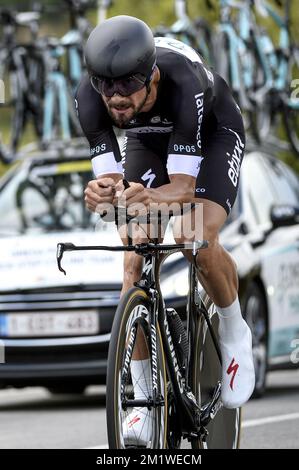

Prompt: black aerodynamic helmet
[{"left": 84, "top": 15, "right": 156, "bottom": 81}]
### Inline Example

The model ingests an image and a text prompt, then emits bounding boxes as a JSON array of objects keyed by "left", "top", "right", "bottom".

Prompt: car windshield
[{"left": 0, "top": 159, "right": 108, "bottom": 235}]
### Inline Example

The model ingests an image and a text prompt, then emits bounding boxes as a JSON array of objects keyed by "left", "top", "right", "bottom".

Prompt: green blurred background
[{"left": 0, "top": 0, "right": 298, "bottom": 175}]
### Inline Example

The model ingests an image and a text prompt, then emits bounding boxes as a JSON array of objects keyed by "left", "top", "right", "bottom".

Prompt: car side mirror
[{"left": 270, "top": 204, "right": 299, "bottom": 229}]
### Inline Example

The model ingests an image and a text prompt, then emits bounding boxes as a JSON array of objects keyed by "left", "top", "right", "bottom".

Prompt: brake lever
[{"left": 56, "top": 243, "right": 76, "bottom": 275}]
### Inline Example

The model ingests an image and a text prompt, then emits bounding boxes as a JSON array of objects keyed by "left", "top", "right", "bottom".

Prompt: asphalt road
[{"left": 0, "top": 369, "right": 298, "bottom": 449}]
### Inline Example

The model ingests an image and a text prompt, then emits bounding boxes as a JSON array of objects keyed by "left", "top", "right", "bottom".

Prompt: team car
[{"left": 0, "top": 144, "right": 298, "bottom": 397}]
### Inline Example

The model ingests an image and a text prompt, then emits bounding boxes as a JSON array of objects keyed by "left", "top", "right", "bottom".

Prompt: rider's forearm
[{"left": 146, "top": 180, "right": 195, "bottom": 205}]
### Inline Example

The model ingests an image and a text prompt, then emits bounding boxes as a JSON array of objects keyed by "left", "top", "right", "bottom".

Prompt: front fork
[{"left": 134, "top": 253, "right": 164, "bottom": 409}]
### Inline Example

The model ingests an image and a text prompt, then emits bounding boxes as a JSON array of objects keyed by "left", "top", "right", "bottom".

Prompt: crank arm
[{"left": 200, "top": 381, "right": 223, "bottom": 426}]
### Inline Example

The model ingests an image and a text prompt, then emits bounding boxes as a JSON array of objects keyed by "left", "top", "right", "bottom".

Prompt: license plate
[{"left": 0, "top": 311, "right": 99, "bottom": 337}]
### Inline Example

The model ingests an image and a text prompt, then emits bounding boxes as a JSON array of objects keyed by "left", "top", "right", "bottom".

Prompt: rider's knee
[
  {"left": 174, "top": 220, "right": 219, "bottom": 247},
  {"left": 174, "top": 221, "right": 221, "bottom": 275}
]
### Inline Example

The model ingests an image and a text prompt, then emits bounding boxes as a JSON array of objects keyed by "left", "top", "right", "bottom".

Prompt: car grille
[{"left": 0, "top": 284, "right": 120, "bottom": 339}]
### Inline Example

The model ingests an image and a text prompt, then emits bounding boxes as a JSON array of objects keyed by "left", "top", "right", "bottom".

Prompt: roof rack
[{"left": 13, "top": 138, "right": 89, "bottom": 164}]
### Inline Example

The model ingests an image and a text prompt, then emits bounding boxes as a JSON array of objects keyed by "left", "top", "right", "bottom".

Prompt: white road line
[
  {"left": 84, "top": 444, "right": 108, "bottom": 449},
  {"left": 82, "top": 413, "right": 299, "bottom": 448},
  {"left": 242, "top": 412, "right": 299, "bottom": 428}
]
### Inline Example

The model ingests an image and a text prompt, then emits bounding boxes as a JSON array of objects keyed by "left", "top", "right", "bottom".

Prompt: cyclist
[{"left": 77, "top": 15, "right": 255, "bottom": 444}]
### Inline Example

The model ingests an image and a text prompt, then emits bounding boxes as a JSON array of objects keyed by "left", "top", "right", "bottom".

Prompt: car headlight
[
  {"left": 160, "top": 267, "right": 206, "bottom": 299},
  {"left": 160, "top": 267, "right": 190, "bottom": 298}
]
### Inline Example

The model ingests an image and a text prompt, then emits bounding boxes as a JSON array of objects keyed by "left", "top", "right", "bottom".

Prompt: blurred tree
[{"left": 1, "top": 0, "right": 298, "bottom": 36}]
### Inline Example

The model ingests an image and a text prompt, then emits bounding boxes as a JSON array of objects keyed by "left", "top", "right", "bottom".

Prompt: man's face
[{"left": 101, "top": 86, "right": 148, "bottom": 128}]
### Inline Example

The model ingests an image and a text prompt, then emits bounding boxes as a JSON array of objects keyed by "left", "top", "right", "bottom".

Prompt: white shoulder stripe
[
  {"left": 91, "top": 152, "right": 123, "bottom": 177},
  {"left": 155, "top": 37, "right": 203, "bottom": 64},
  {"left": 167, "top": 154, "right": 204, "bottom": 178}
]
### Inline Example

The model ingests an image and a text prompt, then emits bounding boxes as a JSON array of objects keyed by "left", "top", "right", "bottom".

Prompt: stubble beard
[{"left": 107, "top": 91, "right": 149, "bottom": 128}]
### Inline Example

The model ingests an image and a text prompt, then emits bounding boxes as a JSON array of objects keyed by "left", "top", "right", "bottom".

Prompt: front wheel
[
  {"left": 106, "top": 287, "right": 168, "bottom": 449},
  {"left": 191, "top": 293, "right": 241, "bottom": 449}
]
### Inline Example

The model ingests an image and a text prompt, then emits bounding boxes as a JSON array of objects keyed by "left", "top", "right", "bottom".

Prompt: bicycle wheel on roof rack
[{"left": 0, "top": 50, "right": 26, "bottom": 164}]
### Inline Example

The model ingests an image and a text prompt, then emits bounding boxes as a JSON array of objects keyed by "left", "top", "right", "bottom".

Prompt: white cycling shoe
[
  {"left": 219, "top": 319, "right": 256, "bottom": 409},
  {"left": 123, "top": 407, "right": 152, "bottom": 447}
]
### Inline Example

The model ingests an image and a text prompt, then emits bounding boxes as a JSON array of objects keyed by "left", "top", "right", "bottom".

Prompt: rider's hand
[
  {"left": 84, "top": 177, "right": 116, "bottom": 213},
  {"left": 114, "top": 181, "right": 151, "bottom": 215}
]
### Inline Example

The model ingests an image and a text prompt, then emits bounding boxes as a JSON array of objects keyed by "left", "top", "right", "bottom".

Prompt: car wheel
[
  {"left": 47, "top": 385, "right": 86, "bottom": 395},
  {"left": 243, "top": 282, "right": 268, "bottom": 398}
]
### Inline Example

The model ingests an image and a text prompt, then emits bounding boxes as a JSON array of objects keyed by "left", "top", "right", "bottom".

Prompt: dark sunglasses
[{"left": 90, "top": 73, "right": 147, "bottom": 97}]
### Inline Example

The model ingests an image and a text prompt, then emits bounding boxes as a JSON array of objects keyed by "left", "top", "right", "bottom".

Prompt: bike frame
[{"left": 56, "top": 236, "right": 223, "bottom": 440}]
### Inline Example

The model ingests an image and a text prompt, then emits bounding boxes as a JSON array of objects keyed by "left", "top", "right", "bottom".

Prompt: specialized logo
[
  {"left": 141, "top": 169, "right": 156, "bottom": 188},
  {"left": 224, "top": 128, "right": 245, "bottom": 188},
  {"left": 151, "top": 324, "right": 158, "bottom": 392},
  {"left": 143, "top": 260, "right": 153, "bottom": 275},
  {"left": 127, "top": 305, "right": 149, "bottom": 333},
  {"left": 227, "top": 358, "right": 239, "bottom": 390},
  {"left": 127, "top": 415, "right": 141, "bottom": 428},
  {"left": 164, "top": 316, "right": 185, "bottom": 394},
  {"left": 194, "top": 93, "right": 204, "bottom": 150}
]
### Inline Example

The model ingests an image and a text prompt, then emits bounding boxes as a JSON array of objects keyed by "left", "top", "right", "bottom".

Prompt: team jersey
[{"left": 76, "top": 37, "right": 242, "bottom": 179}]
